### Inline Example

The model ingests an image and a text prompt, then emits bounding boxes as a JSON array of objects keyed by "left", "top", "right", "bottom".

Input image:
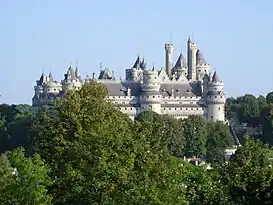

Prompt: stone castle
[{"left": 32, "top": 37, "right": 225, "bottom": 121}]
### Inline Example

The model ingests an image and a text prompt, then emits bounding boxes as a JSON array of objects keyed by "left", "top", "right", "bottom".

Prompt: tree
[
  {"left": 206, "top": 121, "right": 232, "bottom": 167},
  {"left": 135, "top": 111, "right": 185, "bottom": 157},
  {"left": 182, "top": 115, "right": 207, "bottom": 157},
  {"left": 32, "top": 82, "right": 189, "bottom": 204},
  {"left": 222, "top": 137, "right": 273, "bottom": 205},
  {"left": 0, "top": 148, "right": 52, "bottom": 205},
  {"left": 260, "top": 104, "right": 273, "bottom": 145},
  {"left": 266, "top": 92, "right": 273, "bottom": 104},
  {"left": 257, "top": 95, "right": 267, "bottom": 112},
  {"left": 236, "top": 94, "right": 260, "bottom": 124}
]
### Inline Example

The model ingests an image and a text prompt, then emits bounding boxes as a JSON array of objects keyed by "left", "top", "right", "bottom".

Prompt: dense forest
[{"left": 1, "top": 83, "right": 273, "bottom": 204}]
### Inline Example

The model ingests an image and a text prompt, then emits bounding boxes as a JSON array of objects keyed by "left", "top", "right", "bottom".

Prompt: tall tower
[
  {"left": 140, "top": 68, "right": 162, "bottom": 114},
  {"left": 165, "top": 43, "right": 174, "bottom": 78},
  {"left": 206, "top": 71, "right": 225, "bottom": 122},
  {"left": 196, "top": 49, "right": 210, "bottom": 80},
  {"left": 187, "top": 37, "right": 198, "bottom": 81}
]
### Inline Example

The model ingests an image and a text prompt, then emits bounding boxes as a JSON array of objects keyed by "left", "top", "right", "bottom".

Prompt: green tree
[
  {"left": 206, "top": 121, "right": 232, "bottom": 167},
  {"left": 0, "top": 148, "right": 52, "bottom": 205},
  {"left": 135, "top": 111, "right": 185, "bottom": 157},
  {"left": 182, "top": 115, "right": 207, "bottom": 157},
  {"left": 222, "top": 137, "right": 273, "bottom": 205},
  {"left": 266, "top": 92, "right": 273, "bottom": 104},
  {"left": 0, "top": 104, "right": 33, "bottom": 154},
  {"left": 32, "top": 82, "right": 189, "bottom": 204},
  {"left": 260, "top": 104, "right": 273, "bottom": 145},
  {"left": 236, "top": 94, "right": 260, "bottom": 124},
  {"left": 257, "top": 95, "right": 267, "bottom": 112}
]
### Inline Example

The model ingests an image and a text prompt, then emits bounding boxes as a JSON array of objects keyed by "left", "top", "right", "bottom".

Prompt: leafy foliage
[
  {"left": 222, "top": 137, "right": 273, "bottom": 205},
  {"left": 0, "top": 104, "right": 33, "bottom": 154},
  {"left": 2, "top": 84, "right": 273, "bottom": 204},
  {"left": 0, "top": 148, "right": 52, "bottom": 205},
  {"left": 182, "top": 115, "right": 207, "bottom": 157},
  {"left": 206, "top": 121, "right": 232, "bottom": 167}
]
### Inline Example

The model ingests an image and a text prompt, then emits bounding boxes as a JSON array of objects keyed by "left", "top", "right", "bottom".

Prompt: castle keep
[{"left": 32, "top": 37, "right": 226, "bottom": 121}]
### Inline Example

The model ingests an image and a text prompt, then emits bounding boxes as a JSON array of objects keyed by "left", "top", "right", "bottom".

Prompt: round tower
[
  {"left": 140, "top": 68, "right": 162, "bottom": 114},
  {"left": 61, "top": 65, "right": 82, "bottom": 91},
  {"left": 165, "top": 43, "right": 174, "bottom": 78},
  {"left": 206, "top": 71, "right": 225, "bottom": 121},
  {"left": 196, "top": 49, "right": 210, "bottom": 80},
  {"left": 42, "top": 81, "right": 62, "bottom": 94},
  {"left": 187, "top": 38, "right": 198, "bottom": 81}
]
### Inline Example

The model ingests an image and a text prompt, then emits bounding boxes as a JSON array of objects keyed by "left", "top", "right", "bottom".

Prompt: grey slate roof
[
  {"left": 101, "top": 81, "right": 141, "bottom": 96},
  {"left": 132, "top": 56, "right": 141, "bottom": 69},
  {"left": 140, "top": 57, "right": 147, "bottom": 70},
  {"left": 64, "top": 66, "right": 78, "bottom": 81},
  {"left": 37, "top": 73, "right": 46, "bottom": 86},
  {"left": 49, "top": 72, "right": 54, "bottom": 82},
  {"left": 174, "top": 53, "right": 187, "bottom": 68},
  {"left": 160, "top": 82, "right": 202, "bottom": 97},
  {"left": 98, "top": 68, "right": 115, "bottom": 80},
  {"left": 75, "top": 66, "right": 79, "bottom": 77},
  {"left": 100, "top": 80, "right": 202, "bottom": 97},
  {"left": 212, "top": 71, "right": 221, "bottom": 82},
  {"left": 196, "top": 49, "right": 207, "bottom": 64}
]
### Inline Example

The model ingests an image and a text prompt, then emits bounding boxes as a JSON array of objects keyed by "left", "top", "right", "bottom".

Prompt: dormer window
[
  {"left": 162, "top": 88, "right": 166, "bottom": 92},
  {"left": 187, "top": 89, "right": 191, "bottom": 92}
]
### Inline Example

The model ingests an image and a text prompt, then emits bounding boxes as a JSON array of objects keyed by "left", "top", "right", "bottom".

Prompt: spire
[
  {"left": 196, "top": 49, "right": 207, "bottom": 64},
  {"left": 132, "top": 56, "right": 141, "bottom": 69},
  {"left": 212, "top": 71, "right": 221, "bottom": 82},
  {"left": 37, "top": 72, "right": 46, "bottom": 85},
  {"left": 140, "top": 57, "right": 147, "bottom": 70},
  {"left": 174, "top": 53, "right": 187, "bottom": 68},
  {"left": 152, "top": 62, "right": 155, "bottom": 71},
  {"left": 48, "top": 71, "right": 54, "bottom": 82},
  {"left": 75, "top": 61, "right": 79, "bottom": 77}
]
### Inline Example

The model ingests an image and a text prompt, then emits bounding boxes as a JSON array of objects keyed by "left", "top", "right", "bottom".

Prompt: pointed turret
[
  {"left": 196, "top": 49, "right": 207, "bottom": 65},
  {"left": 140, "top": 57, "right": 147, "bottom": 70},
  {"left": 174, "top": 53, "right": 187, "bottom": 68},
  {"left": 37, "top": 72, "right": 45, "bottom": 85},
  {"left": 48, "top": 72, "right": 54, "bottom": 82},
  {"left": 75, "top": 62, "right": 79, "bottom": 77},
  {"left": 132, "top": 56, "right": 141, "bottom": 69},
  {"left": 212, "top": 71, "right": 221, "bottom": 82}
]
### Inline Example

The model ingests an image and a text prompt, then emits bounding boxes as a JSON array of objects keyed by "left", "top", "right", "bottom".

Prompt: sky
[{"left": 0, "top": 0, "right": 273, "bottom": 104}]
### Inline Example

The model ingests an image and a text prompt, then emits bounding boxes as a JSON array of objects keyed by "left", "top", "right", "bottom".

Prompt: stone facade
[{"left": 32, "top": 38, "right": 226, "bottom": 121}]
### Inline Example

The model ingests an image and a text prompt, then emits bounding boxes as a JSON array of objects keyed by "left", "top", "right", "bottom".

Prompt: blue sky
[{"left": 0, "top": 0, "right": 273, "bottom": 104}]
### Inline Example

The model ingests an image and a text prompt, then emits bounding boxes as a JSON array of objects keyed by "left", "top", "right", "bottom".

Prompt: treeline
[
  {"left": 1, "top": 83, "right": 273, "bottom": 204},
  {"left": 226, "top": 92, "right": 273, "bottom": 144},
  {"left": 0, "top": 104, "right": 33, "bottom": 153}
]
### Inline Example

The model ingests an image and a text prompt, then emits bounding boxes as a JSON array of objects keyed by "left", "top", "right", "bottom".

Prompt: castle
[{"left": 32, "top": 37, "right": 226, "bottom": 121}]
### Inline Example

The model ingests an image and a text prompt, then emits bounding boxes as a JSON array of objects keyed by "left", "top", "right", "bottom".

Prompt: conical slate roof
[
  {"left": 132, "top": 56, "right": 141, "bottom": 69},
  {"left": 37, "top": 72, "right": 46, "bottom": 86},
  {"left": 196, "top": 49, "right": 207, "bottom": 65},
  {"left": 174, "top": 53, "right": 187, "bottom": 68},
  {"left": 75, "top": 66, "right": 79, "bottom": 77},
  {"left": 212, "top": 71, "right": 221, "bottom": 82},
  {"left": 140, "top": 57, "right": 147, "bottom": 70},
  {"left": 48, "top": 72, "right": 54, "bottom": 82}
]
